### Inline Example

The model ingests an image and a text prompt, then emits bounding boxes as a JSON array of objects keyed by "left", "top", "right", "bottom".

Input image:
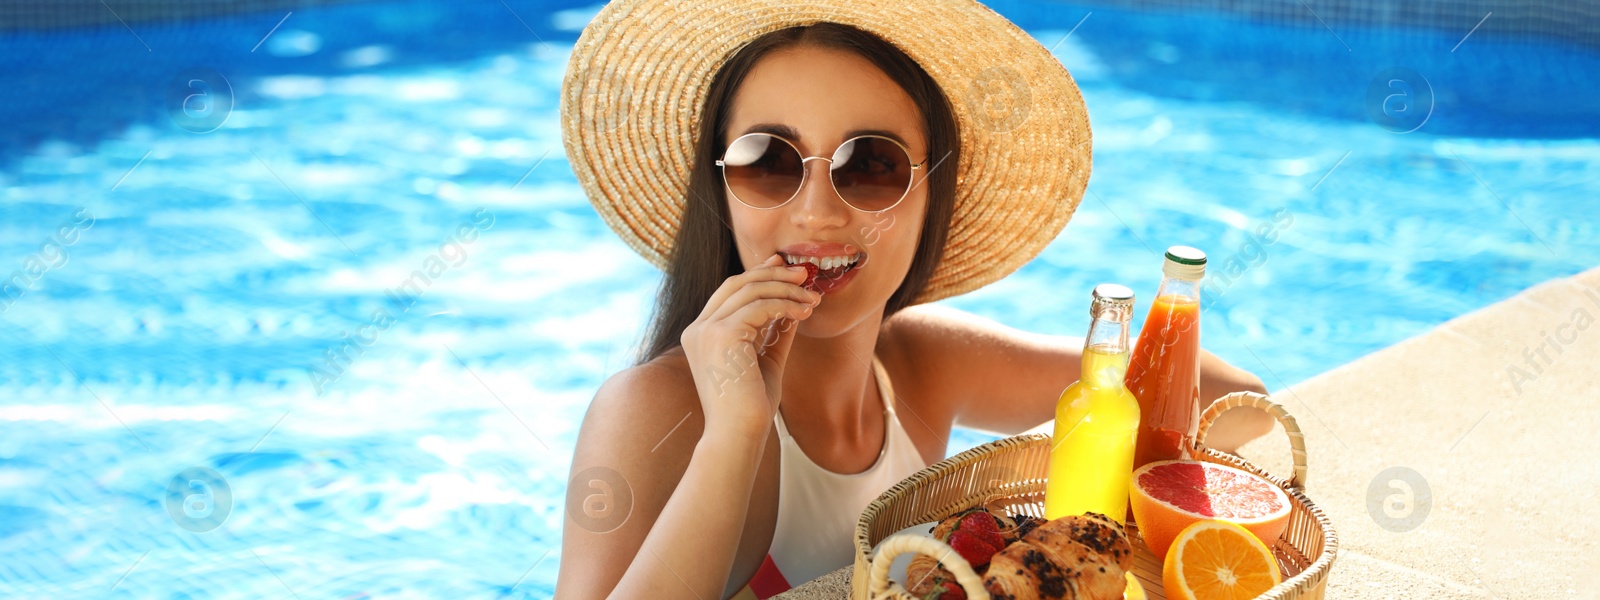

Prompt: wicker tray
[{"left": 852, "top": 392, "right": 1337, "bottom": 600}]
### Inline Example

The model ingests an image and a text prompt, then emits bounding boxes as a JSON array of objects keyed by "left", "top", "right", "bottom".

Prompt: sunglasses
[{"left": 716, "top": 132, "right": 926, "bottom": 213}]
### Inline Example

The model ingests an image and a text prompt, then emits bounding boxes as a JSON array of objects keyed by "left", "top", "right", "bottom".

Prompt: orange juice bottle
[
  {"left": 1125, "top": 246, "right": 1207, "bottom": 471},
  {"left": 1045, "top": 284, "right": 1140, "bottom": 523}
]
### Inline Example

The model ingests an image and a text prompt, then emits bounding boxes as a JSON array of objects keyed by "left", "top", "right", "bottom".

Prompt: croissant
[
  {"left": 906, "top": 553, "right": 958, "bottom": 597},
  {"left": 981, "top": 512, "right": 1133, "bottom": 600},
  {"left": 1002, "top": 513, "right": 1047, "bottom": 545}
]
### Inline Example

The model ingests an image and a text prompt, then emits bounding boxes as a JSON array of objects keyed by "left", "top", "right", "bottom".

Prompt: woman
[{"left": 556, "top": 2, "right": 1271, "bottom": 598}]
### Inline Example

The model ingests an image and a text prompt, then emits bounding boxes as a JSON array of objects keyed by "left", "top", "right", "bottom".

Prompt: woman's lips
[{"left": 810, "top": 261, "right": 860, "bottom": 295}]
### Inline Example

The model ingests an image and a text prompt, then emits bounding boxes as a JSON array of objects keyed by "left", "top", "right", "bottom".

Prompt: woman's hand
[{"left": 680, "top": 253, "right": 820, "bottom": 440}]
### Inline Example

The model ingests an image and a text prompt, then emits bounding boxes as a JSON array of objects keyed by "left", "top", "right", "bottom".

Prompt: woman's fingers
[
  {"left": 686, "top": 297, "right": 810, "bottom": 389},
  {"left": 680, "top": 253, "right": 816, "bottom": 418},
  {"left": 707, "top": 280, "right": 819, "bottom": 323},
  {"left": 697, "top": 254, "right": 781, "bottom": 321},
  {"left": 723, "top": 298, "right": 815, "bottom": 340},
  {"left": 697, "top": 254, "right": 807, "bottom": 321}
]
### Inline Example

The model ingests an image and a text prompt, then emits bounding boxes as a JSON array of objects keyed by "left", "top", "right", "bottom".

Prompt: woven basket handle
[
  {"left": 1195, "top": 391, "right": 1308, "bottom": 489},
  {"left": 868, "top": 534, "right": 992, "bottom": 600}
]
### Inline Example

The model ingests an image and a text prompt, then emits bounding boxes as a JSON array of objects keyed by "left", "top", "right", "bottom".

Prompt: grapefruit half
[{"left": 1128, "top": 460, "right": 1290, "bottom": 562}]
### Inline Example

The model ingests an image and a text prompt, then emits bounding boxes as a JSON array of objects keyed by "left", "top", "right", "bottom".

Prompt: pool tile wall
[
  {"left": 1054, "top": 0, "right": 1598, "bottom": 46},
  {"left": 0, "top": 0, "right": 377, "bottom": 30},
  {"left": 4, "top": 0, "right": 1597, "bottom": 48}
]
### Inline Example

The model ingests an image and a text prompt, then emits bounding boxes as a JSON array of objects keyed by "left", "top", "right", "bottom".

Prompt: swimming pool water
[{"left": 1, "top": 1, "right": 1597, "bottom": 597}]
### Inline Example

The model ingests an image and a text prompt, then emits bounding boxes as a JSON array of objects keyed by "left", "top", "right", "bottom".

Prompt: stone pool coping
[{"left": 778, "top": 264, "right": 1600, "bottom": 599}]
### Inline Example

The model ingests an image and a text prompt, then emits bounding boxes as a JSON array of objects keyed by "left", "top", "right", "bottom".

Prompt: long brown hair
[{"left": 638, "top": 23, "right": 960, "bottom": 364}]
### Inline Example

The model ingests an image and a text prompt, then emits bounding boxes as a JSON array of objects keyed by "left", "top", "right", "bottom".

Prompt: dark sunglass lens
[
  {"left": 830, "top": 137, "right": 912, "bottom": 211},
  {"left": 722, "top": 134, "right": 803, "bottom": 208}
]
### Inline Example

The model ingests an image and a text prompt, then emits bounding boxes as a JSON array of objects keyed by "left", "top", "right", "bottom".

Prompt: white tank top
[{"left": 765, "top": 355, "right": 929, "bottom": 588}]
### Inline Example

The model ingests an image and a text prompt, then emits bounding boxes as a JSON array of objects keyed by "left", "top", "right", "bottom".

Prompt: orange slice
[
  {"left": 1162, "top": 520, "right": 1282, "bottom": 600},
  {"left": 1129, "top": 460, "right": 1290, "bottom": 562},
  {"left": 1124, "top": 572, "right": 1146, "bottom": 600}
]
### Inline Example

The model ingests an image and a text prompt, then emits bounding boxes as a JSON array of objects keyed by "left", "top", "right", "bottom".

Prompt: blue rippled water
[{"left": 1, "top": 1, "right": 1597, "bottom": 597}]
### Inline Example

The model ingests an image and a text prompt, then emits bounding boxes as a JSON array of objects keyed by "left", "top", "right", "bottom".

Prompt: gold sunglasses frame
[{"left": 715, "top": 132, "right": 926, "bottom": 213}]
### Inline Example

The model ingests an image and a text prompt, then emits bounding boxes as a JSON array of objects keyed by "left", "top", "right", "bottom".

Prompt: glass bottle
[
  {"left": 1125, "top": 246, "right": 1207, "bottom": 470},
  {"left": 1044, "top": 284, "right": 1141, "bottom": 523}
]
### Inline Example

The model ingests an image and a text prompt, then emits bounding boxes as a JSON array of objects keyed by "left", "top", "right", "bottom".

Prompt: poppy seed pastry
[{"left": 981, "top": 512, "right": 1133, "bottom": 600}]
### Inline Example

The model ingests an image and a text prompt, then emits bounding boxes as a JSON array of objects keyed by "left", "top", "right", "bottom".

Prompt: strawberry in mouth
[
  {"left": 798, "top": 262, "right": 820, "bottom": 292},
  {"left": 782, "top": 251, "right": 865, "bottom": 294}
]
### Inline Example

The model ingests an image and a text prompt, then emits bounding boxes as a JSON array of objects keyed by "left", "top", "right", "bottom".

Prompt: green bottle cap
[{"left": 1165, "top": 246, "right": 1207, "bottom": 265}]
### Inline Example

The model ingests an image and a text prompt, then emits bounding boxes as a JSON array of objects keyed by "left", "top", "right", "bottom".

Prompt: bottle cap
[
  {"left": 1091, "top": 283, "right": 1135, "bottom": 321},
  {"left": 1092, "top": 283, "right": 1135, "bottom": 301},
  {"left": 1163, "top": 246, "right": 1206, "bottom": 280}
]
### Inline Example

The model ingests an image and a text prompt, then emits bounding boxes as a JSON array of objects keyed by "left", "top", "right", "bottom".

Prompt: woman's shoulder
[
  {"left": 878, "top": 303, "right": 1045, "bottom": 399},
  {"left": 596, "top": 348, "right": 696, "bottom": 399},
  {"left": 879, "top": 304, "right": 955, "bottom": 378},
  {"left": 882, "top": 303, "right": 1054, "bottom": 358},
  {"left": 581, "top": 348, "right": 704, "bottom": 460},
  {"left": 880, "top": 304, "right": 1006, "bottom": 358},
  {"left": 879, "top": 305, "right": 997, "bottom": 463}
]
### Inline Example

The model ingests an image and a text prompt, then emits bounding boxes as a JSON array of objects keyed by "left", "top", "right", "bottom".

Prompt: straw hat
[{"left": 560, "top": 0, "right": 1091, "bottom": 304}]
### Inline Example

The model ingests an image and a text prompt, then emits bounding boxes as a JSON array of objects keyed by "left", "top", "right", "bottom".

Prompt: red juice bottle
[{"left": 1124, "top": 246, "right": 1206, "bottom": 471}]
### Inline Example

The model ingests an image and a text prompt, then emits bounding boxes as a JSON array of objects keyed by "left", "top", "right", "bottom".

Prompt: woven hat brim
[{"left": 561, "top": 0, "right": 1091, "bottom": 304}]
